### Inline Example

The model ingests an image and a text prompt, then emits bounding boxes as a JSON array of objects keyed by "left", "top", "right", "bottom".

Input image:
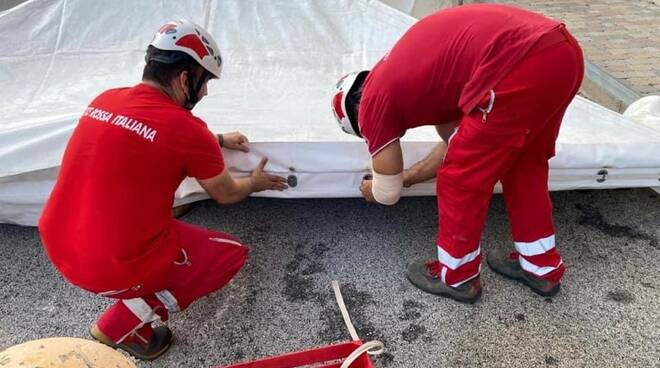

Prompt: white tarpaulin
[
  {"left": 380, "top": 0, "right": 453, "bottom": 18},
  {"left": 1, "top": 0, "right": 660, "bottom": 226}
]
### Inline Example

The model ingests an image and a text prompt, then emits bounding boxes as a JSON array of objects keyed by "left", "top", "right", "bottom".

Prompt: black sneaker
[
  {"left": 406, "top": 260, "right": 482, "bottom": 304},
  {"left": 486, "top": 249, "right": 560, "bottom": 297},
  {"left": 90, "top": 323, "right": 173, "bottom": 361}
]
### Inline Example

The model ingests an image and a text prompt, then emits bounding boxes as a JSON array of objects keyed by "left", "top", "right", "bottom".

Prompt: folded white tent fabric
[
  {"left": 380, "top": 0, "right": 451, "bottom": 18},
  {"left": 624, "top": 95, "right": 660, "bottom": 131},
  {"left": 1, "top": 0, "right": 659, "bottom": 226}
]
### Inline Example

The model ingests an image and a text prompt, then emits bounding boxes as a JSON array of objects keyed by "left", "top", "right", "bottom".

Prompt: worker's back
[{"left": 39, "top": 83, "right": 224, "bottom": 291}]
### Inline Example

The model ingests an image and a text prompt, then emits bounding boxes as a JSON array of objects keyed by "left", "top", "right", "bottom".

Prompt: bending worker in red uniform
[
  {"left": 331, "top": 4, "right": 583, "bottom": 303},
  {"left": 39, "top": 20, "right": 287, "bottom": 360}
]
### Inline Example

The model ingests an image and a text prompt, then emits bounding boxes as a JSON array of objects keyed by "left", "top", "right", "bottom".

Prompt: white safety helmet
[
  {"left": 149, "top": 19, "right": 222, "bottom": 78},
  {"left": 331, "top": 71, "right": 369, "bottom": 137}
]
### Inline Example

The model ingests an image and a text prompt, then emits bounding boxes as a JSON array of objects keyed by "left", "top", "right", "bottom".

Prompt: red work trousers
[
  {"left": 93, "top": 220, "right": 248, "bottom": 343},
  {"left": 436, "top": 27, "right": 584, "bottom": 286}
]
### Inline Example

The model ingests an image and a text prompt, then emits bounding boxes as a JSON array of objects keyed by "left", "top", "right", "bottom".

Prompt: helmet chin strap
[{"left": 183, "top": 70, "right": 210, "bottom": 110}]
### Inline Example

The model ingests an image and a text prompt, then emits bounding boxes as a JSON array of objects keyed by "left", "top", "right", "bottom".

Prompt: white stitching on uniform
[{"left": 209, "top": 237, "right": 243, "bottom": 247}]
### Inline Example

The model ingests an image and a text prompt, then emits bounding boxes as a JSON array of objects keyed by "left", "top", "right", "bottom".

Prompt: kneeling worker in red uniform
[
  {"left": 39, "top": 20, "right": 287, "bottom": 360},
  {"left": 331, "top": 4, "right": 583, "bottom": 303}
]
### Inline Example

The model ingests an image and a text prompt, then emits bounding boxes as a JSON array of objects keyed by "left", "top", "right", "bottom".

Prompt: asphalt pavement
[{"left": 1, "top": 188, "right": 658, "bottom": 367}]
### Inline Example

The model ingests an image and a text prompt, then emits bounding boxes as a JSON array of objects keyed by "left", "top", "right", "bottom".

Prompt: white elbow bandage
[{"left": 371, "top": 171, "right": 403, "bottom": 205}]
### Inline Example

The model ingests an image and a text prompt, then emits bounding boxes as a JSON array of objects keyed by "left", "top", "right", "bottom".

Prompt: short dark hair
[
  {"left": 142, "top": 45, "right": 202, "bottom": 86},
  {"left": 345, "top": 71, "right": 368, "bottom": 128},
  {"left": 348, "top": 81, "right": 364, "bottom": 104}
]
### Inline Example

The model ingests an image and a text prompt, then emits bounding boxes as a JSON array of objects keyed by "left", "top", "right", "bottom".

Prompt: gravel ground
[{"left": 1, "top": 188, "right": 659, "bottom": 367}]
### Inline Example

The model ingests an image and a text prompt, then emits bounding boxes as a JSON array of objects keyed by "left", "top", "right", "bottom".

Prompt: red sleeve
[
  {"left": 359, "top": 93, "right": 403, "bottom": 155},
  {"left": 185, "top": 122, "right": 225, "bottom": 180}
]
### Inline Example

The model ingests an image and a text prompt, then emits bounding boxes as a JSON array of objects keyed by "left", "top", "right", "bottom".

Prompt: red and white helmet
[
  {"left": 150, "top": 20, "right": 222, "bottom": 78},
  {"left": 331, "top": 71, "right": 369, "bottom": 137}
]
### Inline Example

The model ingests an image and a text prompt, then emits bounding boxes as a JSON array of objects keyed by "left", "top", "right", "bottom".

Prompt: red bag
[
  {"left": 218, "top": 282, "right": 384, "bottom": 368},
  {"left": 219, "top": 340, "right": 382, "bottom": 368}
]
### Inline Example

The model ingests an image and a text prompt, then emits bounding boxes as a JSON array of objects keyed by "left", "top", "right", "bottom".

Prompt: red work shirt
[
  {"left": 38, "top": 83, "right": 224, "bottom": 291},
  {"left": 359, "top": 4, "right": 561, "bottom": 154}
]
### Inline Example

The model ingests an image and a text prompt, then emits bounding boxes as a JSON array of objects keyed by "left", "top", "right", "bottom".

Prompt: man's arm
[
  {"left": 372, "top": 140, "right": 404, "bottom": 175},
  {"left": 360, "top": 141, "right": 404, "bottom": 204},
  {"left": 402, "top": 142, "right": 447, "bottom": 187},
  {"left": 401, "top": 122, "right": 457, "bottom": 187},
  {"left": 217, "top": 131, "right": 250, "bottom": 152},
  {"left": 198, "top": 158, "right": 287, "bottom": 204}
]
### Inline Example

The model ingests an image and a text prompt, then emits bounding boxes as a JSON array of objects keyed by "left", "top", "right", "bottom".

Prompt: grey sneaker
[
  {"left": 90, "top": 323, "right": 172, "bottom": 361},
  {"left": 406, "top": 260, "right": 482, "bottom": 304},
  {"left": 486, "top": 249, "right": 560, "bottom": 297}
]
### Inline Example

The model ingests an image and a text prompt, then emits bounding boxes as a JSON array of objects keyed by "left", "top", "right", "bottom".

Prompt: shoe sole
[
  {"left": 406, "top": 274, "right": 482, "bottom": 304},
  {"left": 446, "top": 287, "right": 482, "bottom": 304},
  {"left": 89, "top": 325, "right": 172, "bottom": 361},
  {"left": 486, "top": 258, "right": 560, "bottom": 297}
]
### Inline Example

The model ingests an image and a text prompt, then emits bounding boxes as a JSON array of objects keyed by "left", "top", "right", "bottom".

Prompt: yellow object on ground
[{"left": 0, "top": 337, "right": 137, "bottom": 368}]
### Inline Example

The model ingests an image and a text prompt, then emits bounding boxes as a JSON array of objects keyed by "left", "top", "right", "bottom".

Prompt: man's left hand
[
  {"left": 360, "top": 178, "right": 377, "bottom": 203},
  {"left": 221, "top": 131, "right": 250, "bottom": 152}
]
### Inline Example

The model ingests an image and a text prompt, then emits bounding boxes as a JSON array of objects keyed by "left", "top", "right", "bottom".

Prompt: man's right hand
[
  {"left": 198, "top": 157, "right": 287, "bottom": 205},
  {"left": 250, "top": 157, "right": 288, "bottom": 192}
]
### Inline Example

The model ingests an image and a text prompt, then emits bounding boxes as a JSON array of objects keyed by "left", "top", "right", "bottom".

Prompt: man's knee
[{"left": 207, "top": 236, "right": 249, "bottom": 272}]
